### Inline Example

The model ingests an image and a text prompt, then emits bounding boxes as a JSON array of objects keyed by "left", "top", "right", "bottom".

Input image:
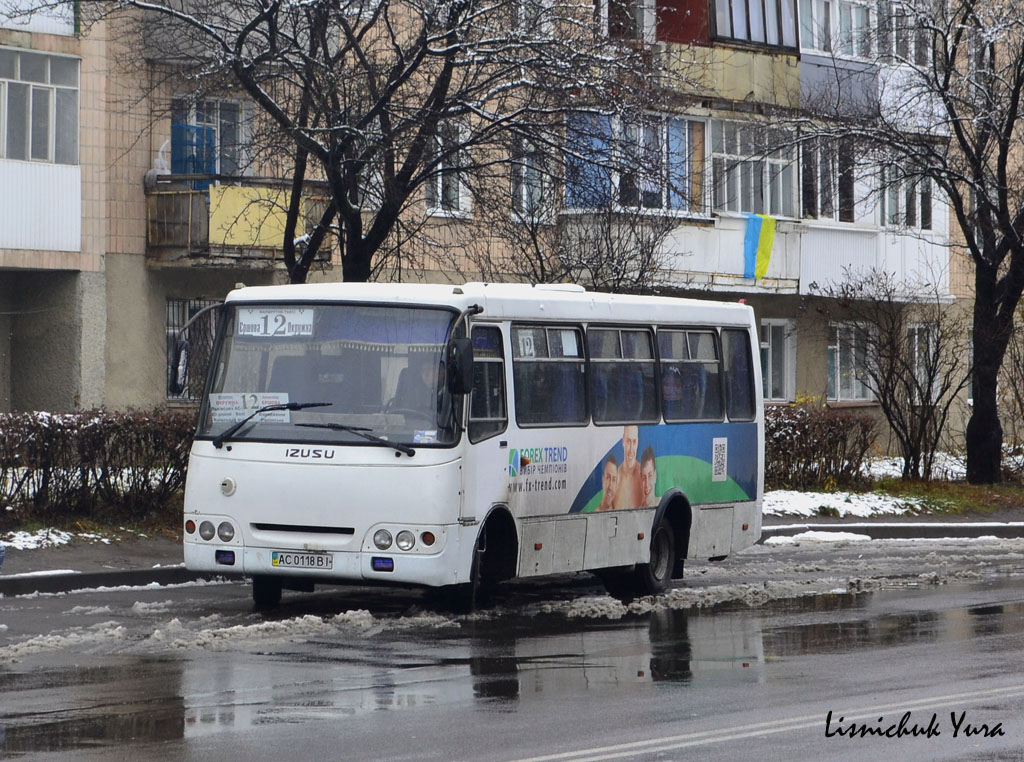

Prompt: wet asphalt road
[{"left": 1, "top": 540, "right": 1023, "bottom": 761}]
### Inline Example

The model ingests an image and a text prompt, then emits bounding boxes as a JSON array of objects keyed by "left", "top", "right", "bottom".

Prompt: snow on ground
[{"left": 762, "top": 489, "right": 919, "bottom": 518}]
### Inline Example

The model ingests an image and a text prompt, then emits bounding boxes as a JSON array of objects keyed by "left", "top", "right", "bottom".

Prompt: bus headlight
[
  {"left": 199, "top": 521, "right": 216, "bottom": 541},
  {"left": 373, "top": 529, "right": 393, "bottom": 550},
  {"left": 217, "top": 522, "right": 235, "bottom": 542},
  {"left": 396, "top": 530, "right": 415, "bottom": 551}
]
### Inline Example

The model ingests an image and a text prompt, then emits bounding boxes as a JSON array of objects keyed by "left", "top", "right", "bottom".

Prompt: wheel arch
[{"left": 476, "top": 503, "right": 519, "bottom": 583}]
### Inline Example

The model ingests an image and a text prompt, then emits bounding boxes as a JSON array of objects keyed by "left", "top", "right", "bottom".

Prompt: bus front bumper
[{"left": 184, "top": 539, "right": 463, "bottom": 588}]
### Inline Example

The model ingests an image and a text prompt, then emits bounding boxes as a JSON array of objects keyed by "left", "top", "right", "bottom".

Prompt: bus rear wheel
[
  {"left": 601, "top": 518, "right": 675, "bottom": 599},
  {"left": 252, "top": 575, "right": 283, "bottom": 607},
  {"left": 635, "top": 518, "right": 675, "bottom": 595}
]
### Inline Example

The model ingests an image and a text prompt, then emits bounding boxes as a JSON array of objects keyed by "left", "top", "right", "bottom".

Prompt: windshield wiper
[
  {"left": 296, "top": 422, "right": 416, "bottom": 457},
  {"left": 212, "top": 402, "right": 332, "bottom": 449}
]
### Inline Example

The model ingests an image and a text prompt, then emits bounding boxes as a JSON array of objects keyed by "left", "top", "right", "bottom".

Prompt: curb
[{"left": 760, "top": 521, "right": 1024, "bottom": 542}]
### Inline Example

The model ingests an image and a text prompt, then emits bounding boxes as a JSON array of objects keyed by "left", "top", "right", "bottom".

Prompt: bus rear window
[{"left": 722, "top": 328, "right": 756, "bottom": 420}]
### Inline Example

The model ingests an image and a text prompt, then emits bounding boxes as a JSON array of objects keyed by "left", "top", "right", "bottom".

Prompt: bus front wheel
[{"left": 252, "top": 575, "right": 282, "bottom": 607}]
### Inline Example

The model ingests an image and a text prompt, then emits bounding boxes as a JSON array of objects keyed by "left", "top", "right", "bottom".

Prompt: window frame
[
  {"left": 170, "top": 95, "right": 252, "bottom": 181},
  {"left": 468, "top": 324, "right": 509, "bottom": 443},
  {"left": 879, "top": 166, "right": 932, "bottom": 231},
  {"left": 759, "top": 319, "right": 796, "bottom": 402},
  {"left": 587, "top": 325, "right": 660, "bottom": 426},
  {"left": 511, "top": 139, "right": 547, "bottom": 219},
  {"left": 827, "top": 321, "right": 874, "bottom": 402},
  {"left": 657, "top": 326, "right": 726, "bottom": 423},
  {"left": 598, "top": 0, "right": 657, "bottom": 44},
  {"left": 615, "top": 113, "right": 706, "bottom": 215},
  {"left": 712, "top": 0, "right": 798, "bottom": 48},
  {"left": 511, "top": 323, "right": 588, "bottom": 427},
  {"left": 711, "top": 120, "right": 797, "bottom": 217},
  {"left": 799, "top": 0, "right": 874, "bottom": 57},
  {"left": 721, "top": 327, "right": 758, "bottom": 421},
  {"left": 801, "top": 137, "right": 856, "bottom": 222},
  {"left": 0, "top": 47, "right": 79, "bottom": 166},
  {"left": 426, "top": 121, "right": 472, "bottom": 217}
]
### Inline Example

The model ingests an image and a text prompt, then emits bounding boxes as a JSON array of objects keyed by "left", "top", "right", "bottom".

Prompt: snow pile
[
  {"left": 1, "top": 528, "right": 73, "bottom": 550},
  {"left": 764, "top": 531, "right": 872, "bottom": 545},
  {"left": 763, "top": 489, "right": 919, "bottom": 518}
]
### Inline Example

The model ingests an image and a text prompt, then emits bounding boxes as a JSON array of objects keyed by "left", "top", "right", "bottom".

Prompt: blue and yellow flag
[{"left": 743, "top": 213, "right": 776, "bottom": 280}]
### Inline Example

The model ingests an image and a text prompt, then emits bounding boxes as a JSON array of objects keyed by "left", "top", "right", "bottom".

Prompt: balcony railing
[{"left": 145, "top": 174, "right": 331, "bottom": 266}]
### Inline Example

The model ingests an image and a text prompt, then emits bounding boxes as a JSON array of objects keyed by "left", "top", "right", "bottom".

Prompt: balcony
[{"left": 144, "top": 174, "right": 331, "bottom": 268}]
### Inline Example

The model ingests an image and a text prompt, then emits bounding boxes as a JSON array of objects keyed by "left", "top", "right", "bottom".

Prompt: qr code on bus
[{"left": 711, "top": 437, "right": 728, "bottom": 482}]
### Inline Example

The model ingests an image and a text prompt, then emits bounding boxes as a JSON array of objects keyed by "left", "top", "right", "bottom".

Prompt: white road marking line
[{"left": 504, "top": 683, "right": 1024, "bottom": 762}]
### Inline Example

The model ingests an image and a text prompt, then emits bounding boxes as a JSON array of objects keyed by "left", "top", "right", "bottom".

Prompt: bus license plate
[{"left": 271, "top": 551, "right": 333, "bottom": 570}]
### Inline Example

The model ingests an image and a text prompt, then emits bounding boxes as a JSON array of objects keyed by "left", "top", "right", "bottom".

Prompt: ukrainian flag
[{"left": 743, "top": 213, "right": 776, "bottom": 280}]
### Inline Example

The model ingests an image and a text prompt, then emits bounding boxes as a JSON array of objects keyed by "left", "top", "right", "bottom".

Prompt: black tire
[
  {"left": 635, "top": 517, "right": 675, "bottom": 595},
  {"left": 252, "top": 575, "right": 283, "bottom": 607}
]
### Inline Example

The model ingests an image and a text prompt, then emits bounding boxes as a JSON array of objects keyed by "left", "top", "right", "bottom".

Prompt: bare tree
[
  {"left": 815, "top": 268, "right": 970, "bottom": 481},
  {"left": 87, "top": 0, "right": 692, "bottom": 285},
  {"left": 793, "top": 0, "right": 1024, "bottom": 483}
]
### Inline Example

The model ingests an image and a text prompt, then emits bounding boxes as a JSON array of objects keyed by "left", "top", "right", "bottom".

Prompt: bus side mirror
[
  {"left": 448, "top": 338, "right": 474, "bottom": 395},
  {"left": 169, "top": 337, "right": 189, "bottom": 396}
]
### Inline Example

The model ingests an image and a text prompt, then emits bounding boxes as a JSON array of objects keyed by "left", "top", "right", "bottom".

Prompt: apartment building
[{"left": 0, "top": 0, "right": 952, "bottom": 415}]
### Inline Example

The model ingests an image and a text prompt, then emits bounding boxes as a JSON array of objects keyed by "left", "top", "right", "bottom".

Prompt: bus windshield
[{"left": 197, "top": 303, "right": 460, "bottom": 447}]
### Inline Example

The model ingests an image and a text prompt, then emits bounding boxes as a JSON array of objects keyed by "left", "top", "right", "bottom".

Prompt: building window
[
  {"left": 167, "top": 298, "right": 220, "bottom": 401},
  {"left": 712, "top": 121, "right": 796, "bottom": 217},
  {"left": 880, "top": 167, "right": 932, "bottom": 230},
  {"left": 588, "top": 327, "right": 658, "bottom": 424},
  {"left": 565, "top": 111, "right": 705, "bottom": 213},
  {"left": 518, "top": 0, "right": 552, "bottom": 34},
  {"left": 908, "top": 323, "right": 936, "bottom": 404},
  {"left": 426, "top": 122, "right": 469, "bottom": 215},
  {"left": 511, "top": 324, "right": 587, "bottom": 425},
  {"left": 713, "top": 0, "right": 798, "bottom": 47},
  {"left": 469, "top": 325, "right": 508, "bottom": 442},
  {"left": 512, "top": 140, "right": 546, "bottom": 218},
  {"left": 760, "top": 320, "right": 795, "bottom": 401},
  {"left": 802, "top": 137, "right": 855, "bottom": 221},
  {"left": 598, "top": 0, "right": 656, "bottom": 43},
  {"left": 827, "top": 322, "right": 872, "bottom": 401},
  {"left": 877, "top": 2, "right": 931, "bottom": 66},
  {"left": 0, "top": 47, "right": 79, "bottom": 165},
  {"left": 618, "top": 114, "right": 705, "bottom": 213},
  {"left": 799, "top": 0, "right": 873, "bottom": 56},
  {"left": 170, "top": 97, "right": 249, "bottom": 181}
]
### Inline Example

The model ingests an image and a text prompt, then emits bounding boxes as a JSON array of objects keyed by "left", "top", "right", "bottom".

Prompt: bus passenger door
[{"left": 464, "top": 324, "right": 512, "bottom": 523}]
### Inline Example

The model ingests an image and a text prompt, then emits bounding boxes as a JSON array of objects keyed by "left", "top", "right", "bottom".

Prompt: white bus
[{"left": 180, "top": 282, "right": 763, "bottom": 606}]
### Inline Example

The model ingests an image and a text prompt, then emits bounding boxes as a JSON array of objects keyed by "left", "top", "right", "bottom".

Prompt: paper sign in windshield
[
  {"left": 209, "top": 393, "right": 290, "bottom": 422},
  {"left": 237, "top": 308, "right": 314, "bottom": 337}
]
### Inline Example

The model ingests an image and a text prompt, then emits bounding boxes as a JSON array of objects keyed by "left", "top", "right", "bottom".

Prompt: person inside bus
[
  {"left": 597, "top": 454, "right": 619, "bottom": 511},
  {"left": 640, "top": 446, "right": 658, "bottom": 507},
  {"left": 388, "top": 358, "right": 439, "bottom": 420},
  {"left": 614, "top": 425, "right": 643, "bottom": 509}
]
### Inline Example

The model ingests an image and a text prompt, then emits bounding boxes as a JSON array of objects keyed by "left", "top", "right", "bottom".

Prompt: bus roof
[{"left": 224, "top": 282, "right": 756, "bottom": 327}]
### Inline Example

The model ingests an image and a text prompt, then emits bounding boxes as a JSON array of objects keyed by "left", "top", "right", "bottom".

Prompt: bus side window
[
  {"left": 658, "top": 329, "right": 723, "bottom": 421},
  {"left": 512, "top": 324, "right": 587, "bottom": 426},
  {"left": 469, "top": 326, "right": 507, "bottom": 442},
  {"left": 588, "top": 327, "right": 657, "bottom": 425},
  {"left": 722, "top": 328, "right": 755, "bottom": 420}
]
